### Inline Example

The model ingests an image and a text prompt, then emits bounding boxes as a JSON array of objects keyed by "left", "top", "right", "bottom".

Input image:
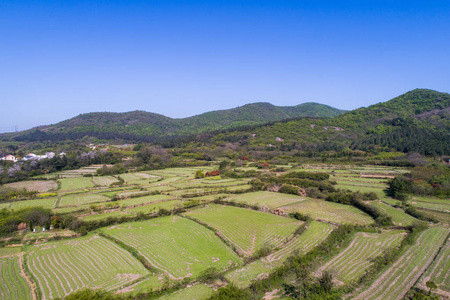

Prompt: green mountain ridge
[
  {"left": 3, "top": 102, "right": 345, "bottom": 141},
  {"left": 191, "top": 89, "right": 450, "bottom": 156}
]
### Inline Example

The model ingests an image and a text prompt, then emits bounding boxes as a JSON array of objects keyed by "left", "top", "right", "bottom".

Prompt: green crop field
[
  {"left": 369, "top": 201, "right": 417, "bottom": 226},
  {"left": 98, "top": 216, "right": 242, "bottom": 280},
  {"left": 225, "top": 221, "right": 333, "bottom": 288},
  {"left": 319, "top": 230, "right": 405, "bottom": 284},
  {"left": 409, "top": 196, "right": 450, "bottom": 212},
  {"left": 418, "top": 234, "right": 450, "bottom": 296},
  {"left": 227, "top": 191, "right": 305, "bottom": 209},
  {"left": 92, "top": 176, "right": 119, "bottom": 186},
  {"left": 0, "top": 255, "right": 32, "bottom": 300},
  {"left": 115, "top": 194, "right": 174, "bottom": 207},
  {"left": 26, "top": 234, "right": 150, "bottom": 299},
  {"left": 184, "top": 204, "right": 303, "bottom": 257},
  {"left": 417, "top": 209, "right": 450, "bottom": 224},
  {"left": 59, "top": 177, "right": 95, "bottom": 191},
  {"left": 9, "top": 198, "right": 58, "bottom": 210},
  {"left": 352, "top": 227, "right": 449, "bottom": 300},
  {"left": 335, "top": 184, "right": 387, "bottom": 197},
  {"left": 0, "top": 247, "right": 21, "bottom": 257},
  {"left": 59, "top": 193, "right": 109, "bottom": 207},
  {"left": 280, "top": 199, "right": 374, "bottom": 225},
  {"left": 125, "top": 200, "right": 184, "bottom": 213}
]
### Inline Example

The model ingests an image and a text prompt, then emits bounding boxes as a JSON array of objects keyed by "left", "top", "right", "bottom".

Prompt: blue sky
[{"left": 1, "top": 0, "right": 449, "bottom": 132}]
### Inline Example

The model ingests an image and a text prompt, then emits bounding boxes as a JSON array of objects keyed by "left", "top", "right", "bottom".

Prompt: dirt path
[{"left": 19, "top": 253, "right": 38, "bottom": 300}]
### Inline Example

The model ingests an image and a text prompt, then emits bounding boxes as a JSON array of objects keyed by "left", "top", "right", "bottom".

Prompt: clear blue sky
[{"left": 1, "top": 0, "right": 449, "bottom": 132}]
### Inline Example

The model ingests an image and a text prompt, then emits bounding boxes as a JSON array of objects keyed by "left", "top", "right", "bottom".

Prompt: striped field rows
[
  {"left": 225, "top": 221, "right": 333, "bottom": 288},
  {"left": 318, "top": 230, "right": 406, "bottom": 284},
  {"left": 98, "top": 216, "right": 242, "bottom": 280},
  {"left": 0, "top": 256, "right": 32, "bottom": 300},
  {"left": 26, "top": 234, "right": 149, "bottom": 300},
  {"left": 184, "top": 204, "right": 302, "bottom": 257},
  {"left": 352, "top": 227, "right": 449, "bottom": 300},
  {"left": 418, "top": 233, "right": 450, "bottom": 297}
]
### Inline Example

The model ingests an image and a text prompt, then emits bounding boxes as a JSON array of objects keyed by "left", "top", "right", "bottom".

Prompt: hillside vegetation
[{"left": 3, "top": 102, "right": 345, "bottom": 142}]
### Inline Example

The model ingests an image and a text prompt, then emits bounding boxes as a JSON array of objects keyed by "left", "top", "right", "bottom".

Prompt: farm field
[
  {"left": 92, "top": 176, "right": 119, "bottom": 186},
  {"left": 417, "top": 209, "right": 450, "bottom": 224},
  {"left": 318, "top": 230, "right": 406, "bottom": 284},
  {"left": 368, "top": 201, "right": 417, "bottom": 226},
  {"left": 417, "top": 233, "right": 450, "bottom": 297},
  {"left": 125, "top": 199, "right": 184, "bottom": 213},
  {"left": 59, "top": 193, "right": 109, "bottom": 207},
  {"left": 9, "top": 198, "right": 58, "bottom": 210},
  {"left": 409, "top": 196, "right": 450, "bottom": 212},
  {"left": 225, "top": 221, "right": 333, "bottom": 288},
  {"left": 115, "top": 194, "right": 174, "bottom": 207},
  {"left": 352, "top": 227, "right": 449, "bottom": 300},
  {"left": 98, "top": 216, "right": 242, "bottom": 280},
  {"left": 280, "top": 198, "right": 374, "bottom": 225},
  {"left": 0, "top": 255, "right": 32, "bottom": 300},
  {"left": 335, "top": 183, "right": 387, "bottom": 197},
  {"left": 4, "top": 180, "right": 57, "bottom": 193},
  {"left": 227, "top": 191, "right": 305, "bottom": 209},
  {"left": 0, "top": 247, "right": 21, "bottom": 257},
  {"left": 183, "top": 204, "right": 303, "bottom": 257},
  {"left": 26, "top": 234, "right": 150, "bottom": 300},
  {"left": 58, "top": 177, "right": 95, "bottom": 191}
]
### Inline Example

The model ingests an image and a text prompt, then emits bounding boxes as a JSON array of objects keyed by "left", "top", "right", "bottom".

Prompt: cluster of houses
[{"left": 0, "top": 152, "right": 66, "bottom": 163}]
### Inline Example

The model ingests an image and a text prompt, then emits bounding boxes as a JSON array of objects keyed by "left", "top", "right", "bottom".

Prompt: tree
[
  {"left": 319, "top": 271, "right": 333, "bottom": 293},
  {"left": 426, "top": 281, "right": 437, "bottom": 296},
  {"left": 195, "top": 170, "right": 205, "bottom": 179}
]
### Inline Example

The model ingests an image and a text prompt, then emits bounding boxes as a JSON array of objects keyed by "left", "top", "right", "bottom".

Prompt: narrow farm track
[{"left": 352, "top": 227, "right": 449, "bottom": 300}]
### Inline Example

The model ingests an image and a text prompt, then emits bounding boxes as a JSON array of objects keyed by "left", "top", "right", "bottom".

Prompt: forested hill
[
  {"left": 3, "top": 102, "right": 345, "bottom": 141},
  {"left": 189, "top": 89, "right": 450, "bottom": 156}
]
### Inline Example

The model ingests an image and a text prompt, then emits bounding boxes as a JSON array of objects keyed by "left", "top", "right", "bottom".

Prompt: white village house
[{"left": 0, "top": 154, "right": 18, "bottom": 162}]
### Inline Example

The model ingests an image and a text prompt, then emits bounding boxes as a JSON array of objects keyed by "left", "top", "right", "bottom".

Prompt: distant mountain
[
  {"left": 190, "top": 89, "right": 450, "bottom": 156},
  {"left": 2, "top": 102, "right": 346, "bottom": 142}
]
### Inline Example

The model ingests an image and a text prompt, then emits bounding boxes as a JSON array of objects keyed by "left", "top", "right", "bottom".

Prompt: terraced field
[
  {"left": 58, "top": 177, "right": 95, "bottom": 191},
  {"left": 409, "top": 196, "right": 450, "bottom": 213},
  {"left": 26, "top": 234, "right": 150, "bottom": 300},
  {"left": 225, "top": 221, "right": 333, "bottom": 287},
  {"left": 98, "top": 216, "right": 242, "bottom": 280},
  {"left": 59, "top": 193, "right": 109, "bottom": 207},
  {"left": 352, "top": 227, "right": 449, "bottom": 300},
  {"left": 9, "top": 198, "right": 58, "bottom": 210},
  {"left": 418, "top": 233, "right": 450, "bottom": 297},
  {"left": 369, "top": 201, "right": 417, "bottom": 226},
  {"left": 0, "top": 255, "right": 32, "bottom": 300},
  {"left": 280, "top": 199, "right": 374, "bottom": 225},
  {"left": 184, "top": 204, "right": 303, "bottom": 257},
  {"left": 4, "top": 180, "right": 57, "bottom": 192},
  {"left": 318, "top": 230, "right": 405, "bottom": 284},
  {"left": 227, "top": 191, "right": 305, "bottom": 209},
  {"left": 92, "top": 176, "right": 119, "bottom": 186}
]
